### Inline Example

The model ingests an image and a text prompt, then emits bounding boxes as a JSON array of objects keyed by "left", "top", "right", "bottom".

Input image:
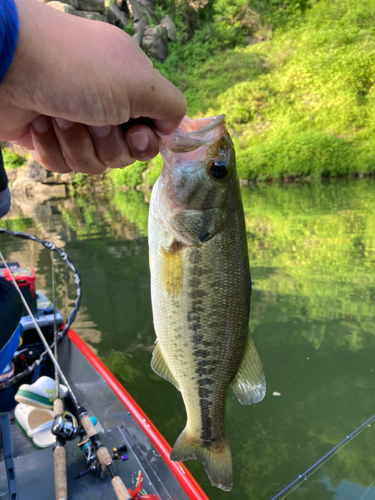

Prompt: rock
[
  {"left": 24, "top": 158, "right": 50, "bottom": 183},
  {"left": 133, "top": 14, "right": 147, "bottom": 39},
  {"left": 77, "top": 0, "right": 105, "bottom": 12},
  {"left": 0, "top": 141, "right": 29, "bottom": 158},
  {"left": 126, "top": 0, "right": 154, "bottom": 22},
  {"left": 47, "top": 0, "right": 107, "bottom": 18},
  {"left": 107, "top": 4, "right": 128, "bottom": 28},
  {"left": 46, "top": 1, "right": 78, "bottom": 15},
  {"left": 160, "top": 14, "right": 176, "bottom": 41},
  {"left": 8, "top": 168, "right": 67, "bottom": 202},
  {"left": 77, "top": 10, "right": 108, "bottom": 21},
  {"left": 132, "top": 32, "right": 142, "bottom": 46},
  {"left": 141, "top": 25, "right": 168, "bottom": 62},
  {"left": 115, "top": 0, "right": 128, "bottom": 11},
  {"left": 45, "top": 0, "right": 79, "bottom": 8}
]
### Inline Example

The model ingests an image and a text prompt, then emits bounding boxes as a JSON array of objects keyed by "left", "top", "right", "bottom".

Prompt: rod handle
[
  {"left": 80, "top": 415, "right": 112, "bottom": 466},
  {"left": 54, "top": 398, "right": 64, "bottom": 417},
  {"left": 80, "top": 415, "right": 130, "bottom": 500},
  {"left": 80, "top": 414, "right": 97, "bottom": 437},
  {"left": 54, "top": 445, "right": 67, "bottom": 500},
  {"left": 111, "top": 476, "right": 131, "bottom": 500}
]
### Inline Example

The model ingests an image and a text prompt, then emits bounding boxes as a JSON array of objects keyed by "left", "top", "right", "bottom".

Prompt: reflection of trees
[
  {"left": 112, "top": 191, "right": 150, "bottom": 237},
  {"left": 243, "top": 179, "right": 375, "bottom": 352},
  {"left": 4, "top": 180, "right": 375, "bottom": 499}
]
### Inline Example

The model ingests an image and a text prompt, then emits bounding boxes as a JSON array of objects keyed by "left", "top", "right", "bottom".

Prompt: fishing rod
[
  {"left": 0, "top": 252, "right": 131, "bottom": 500},
  {"left": 0, "top": 228, "right": 81, "bottom": 391},
  {"left": 51, "top": 254, "right": 67, "bottom": 500},
  {"left": 271, "top": 412, "right": 375, "bottom": 500}
]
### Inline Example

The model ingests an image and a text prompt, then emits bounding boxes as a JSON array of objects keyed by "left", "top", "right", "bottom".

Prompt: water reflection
[{"left": 1, "top": 179, "right": 375, "bottom": 499}]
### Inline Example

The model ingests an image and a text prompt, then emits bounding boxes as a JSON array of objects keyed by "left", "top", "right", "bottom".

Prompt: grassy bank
[{"left": 117, "top": 0, "right": 375, "bottom": 186}]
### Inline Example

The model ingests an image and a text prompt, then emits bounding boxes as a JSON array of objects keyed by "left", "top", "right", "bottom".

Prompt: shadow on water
[{"left": 2, "top": 179, "right": 375, "bottom": 499}]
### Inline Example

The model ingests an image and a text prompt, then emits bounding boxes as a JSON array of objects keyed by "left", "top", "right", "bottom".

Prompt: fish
[{"left": 148, "top": 114, "right": 266, "bottom": 491}]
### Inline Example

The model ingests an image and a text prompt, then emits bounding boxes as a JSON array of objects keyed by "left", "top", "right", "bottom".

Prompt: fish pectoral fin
[
  {"left": 231, "top": 336, "right": 266, "bottom": 405},
  {"left": 151, "top": 341, "right": 180, "bottom": 391},
  {"left": 170, "top": 430, "right": 233, "bottom": 492}
]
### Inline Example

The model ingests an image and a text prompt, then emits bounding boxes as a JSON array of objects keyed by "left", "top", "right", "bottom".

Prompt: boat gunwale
[{"left": 67, "top": 328, "right": 209, "bottom": 500}]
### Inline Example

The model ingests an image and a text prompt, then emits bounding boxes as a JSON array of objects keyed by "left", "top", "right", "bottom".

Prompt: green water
[{"left": 2, "top": 179, "right": 375, "bottom": 500}]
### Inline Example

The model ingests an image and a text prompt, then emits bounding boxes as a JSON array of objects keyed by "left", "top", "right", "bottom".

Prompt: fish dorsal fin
[
  {"left": 231, "top": 336, "right": 266, "bottom": 405},
  {"left": 151, "top": 341, "right": 180, "bottom": 391}
]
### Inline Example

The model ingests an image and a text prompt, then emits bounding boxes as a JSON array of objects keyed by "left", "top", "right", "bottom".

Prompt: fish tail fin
[{"left": 170, "top": 429, "right": 233, "bottom": 491}]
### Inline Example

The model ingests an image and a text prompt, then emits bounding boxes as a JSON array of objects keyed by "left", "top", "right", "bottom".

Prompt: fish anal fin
[
  {"left": 151, "top": 341, "right": 180, "bottom": 391},
  {"left": 231, "top": 336, "right": 266, "bottom": 405},
  {"left": 170, "top": 429, "right": 233, "bottom": 491}
]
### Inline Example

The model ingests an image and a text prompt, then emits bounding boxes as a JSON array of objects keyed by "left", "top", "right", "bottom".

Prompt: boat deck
[{"left": 0, "top": 333, "right": 192, "bottom": 500}]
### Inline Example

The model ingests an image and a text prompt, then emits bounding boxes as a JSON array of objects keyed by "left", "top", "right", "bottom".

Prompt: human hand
[{"left": 0, "top": 0, "right": 186, "bottom": 174}]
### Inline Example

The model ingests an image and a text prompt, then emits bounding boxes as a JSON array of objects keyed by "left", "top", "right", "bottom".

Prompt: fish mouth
[
  {"left": 159, "top": 115, "right": 227, "bottom": 155},
  {"left": 177, "top": 114, "right": 226, "bottom": 137}
]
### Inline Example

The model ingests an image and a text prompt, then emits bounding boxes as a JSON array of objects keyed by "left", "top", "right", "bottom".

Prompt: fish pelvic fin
[
  {"left": 170, "top": 429, "right": 233, "bottom": 491},
  {"left": 231, "top": 335, "right": 266, "bottom": 405},
  {"left": 151, "top": 341, "right": 180, "bottom": 391}
]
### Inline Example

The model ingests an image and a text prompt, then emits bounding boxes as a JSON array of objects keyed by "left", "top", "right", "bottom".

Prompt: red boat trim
[{"left": 67, "top": 329, "right": 209, "bottom": 500}]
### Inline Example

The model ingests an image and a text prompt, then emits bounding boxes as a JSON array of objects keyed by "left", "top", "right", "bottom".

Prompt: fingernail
[
  {"left": 32, "top": 115, "right": 49, "bottom": 134},
  {"left": 129, "top": 131, "right": 149, "bottom": 152},
  {"left": 90, "top": 125, "right": 111, "bottom": 138},
  {"left": 55, "top": 118, "right": 74, "bottom": 130}
]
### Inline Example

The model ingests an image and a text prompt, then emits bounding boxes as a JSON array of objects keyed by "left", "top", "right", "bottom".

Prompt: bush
[
  {"left": 109, "top": 161, "right": 148, "bottom": 188},
  {"left": 2, "top": 148, "right": 27, "bottom": 169}
]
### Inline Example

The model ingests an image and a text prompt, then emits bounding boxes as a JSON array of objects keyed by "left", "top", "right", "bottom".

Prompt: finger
[
  {"left": 12, "top": 129, "right": 34, "bottom": 151},
  {"left": 125, "top": 124, "right": 159, "bottom": 161},
  {"left": 53, "top": 119, "right": 107, "bottom": 175},
  {"left": 129, "top": 68, "right": 187, "bottom": 135},
  {"left": 29, "top": 115, "right": 72, "bottom": 173},
  {"left": 88, "top": 125, "right": 136, "bottom": 168}
]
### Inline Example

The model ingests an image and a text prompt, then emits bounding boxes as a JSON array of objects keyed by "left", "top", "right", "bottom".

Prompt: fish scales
[{"left": 148, "top": 115, "right": 266, "bottom": 491}]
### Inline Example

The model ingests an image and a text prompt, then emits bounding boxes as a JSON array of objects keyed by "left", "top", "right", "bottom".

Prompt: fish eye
[{"left": 209, "top": 161, "right": 228, "bottom": 181}]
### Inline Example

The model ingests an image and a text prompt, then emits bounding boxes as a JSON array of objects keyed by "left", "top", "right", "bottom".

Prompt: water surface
[{"left": 2, "top": 179, "right": 375, "bottom": 500}]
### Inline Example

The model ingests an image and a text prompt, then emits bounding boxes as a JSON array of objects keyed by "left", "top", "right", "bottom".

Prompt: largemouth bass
[{"left": 148, "top": 115, "right": 266, "bottom": 491}]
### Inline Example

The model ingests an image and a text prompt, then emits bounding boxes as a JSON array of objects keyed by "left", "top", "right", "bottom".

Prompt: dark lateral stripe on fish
[
  {"left": 186, "top": 251, "right": 226, "bottom": 447},
  {"left": 188, "top": 284, "right": 219, "bottom": 446},
  {"left": 199, "top": 397, "right": 214, "bottom": 445}
]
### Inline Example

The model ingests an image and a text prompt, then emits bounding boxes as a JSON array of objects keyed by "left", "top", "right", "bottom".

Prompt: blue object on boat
[{"left": 0, "top": 323, "right": 23, "bottom": 376}]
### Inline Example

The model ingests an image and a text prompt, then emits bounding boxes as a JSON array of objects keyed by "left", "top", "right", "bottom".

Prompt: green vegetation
[
  {"left": 0, "top": 217, "right": 34, "bottom": 231},
  {"left": 2, "top": 148, "right": 27, "bottom": 169},
  {"left": 109, "top": 161, "right": 148, "bottom": 188},
  {"left": 113, "top": 190, "right": 150, "bottom": 236},
  {"left": 136, "top": 0, "right": 375, "bottom": 184}
]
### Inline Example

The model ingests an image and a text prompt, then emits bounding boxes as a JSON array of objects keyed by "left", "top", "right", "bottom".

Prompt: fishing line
[
  {"left": 271, "top": 413, "right": 375, "bottom": 500},
  {"left": 51, "top": 252, "right": 60, "bottom": 399},
  {"left": 0, "top": 227, "right": 82, "bottom": 338},
  {"left": 359, "top": 477, "right": 375, "bottom": 500}
]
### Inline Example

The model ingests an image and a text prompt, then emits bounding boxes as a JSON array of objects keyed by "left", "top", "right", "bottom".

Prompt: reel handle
[
  {"left": 54, "top": 398, "right": 67, "bottom": 500},
  {"left": 80, "top": 415, "right": 130, "bottom": 500}
]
